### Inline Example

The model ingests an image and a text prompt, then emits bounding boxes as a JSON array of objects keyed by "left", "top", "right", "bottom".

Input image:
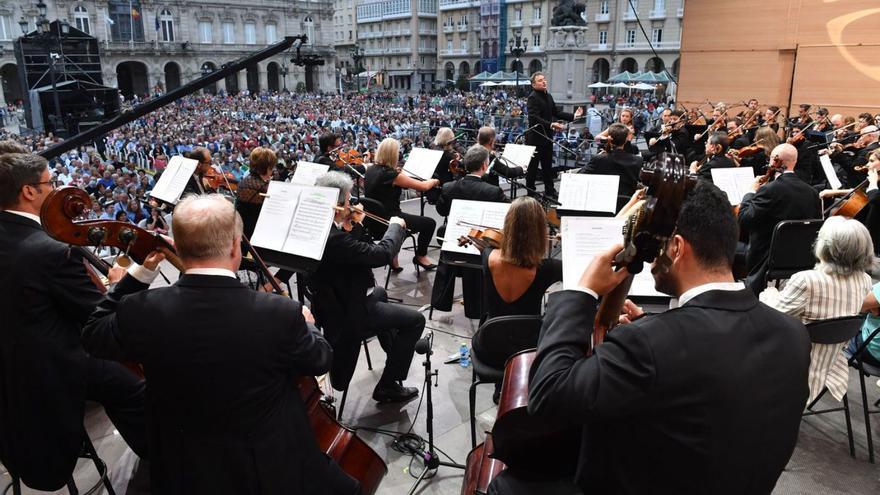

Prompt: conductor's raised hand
[{"left": 578, "top": 243, "right": 630, "bottom": 296}]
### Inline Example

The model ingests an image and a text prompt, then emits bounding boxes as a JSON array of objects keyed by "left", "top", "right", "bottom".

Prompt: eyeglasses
[{"left": 28, "top": 180, "right": 56, "bottom": 189}]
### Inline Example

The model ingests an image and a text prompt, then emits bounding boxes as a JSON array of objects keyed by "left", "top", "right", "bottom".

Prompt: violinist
[
  {"left": 477, "top": 126, "right": 524, "bottom": 187},
  {"left": 0, "top": 150, "right": 151, "bottom": 491},
  {"left": 432, "top": 127, "right": 460, "bottom": 185},
  {"left": 820, "top": 149, "right": 880, "bottom": 254},
  {"left": 364, "top": 137, "right": 439, "bottom": 271},
  {"left": 813, "top": 107, "right": 832, "bottom": 133},
  {"left": 315, "top": 133, "right": 342, "bottom": 167},
  {"left": 830, "top": 125, "right": 879, "bottom": 188},
  {"left": 528, "top": 182, "right": 810, "bottom": 494},
  {"left": 734, "top": 126, "right": 780, "bottom": 176},
  {"left": 646, "top": 109, "right": 689, "bottom": 160},
  {"left": 738, "top": 143, "right": 822, "bottom": 293},
  {"left": 689, "top": 132, "right": 736, "bottom": 183},
  {"left": 725, "top": 118, "right": 751, "bottom": 149},
  {"left": 579, "top": 123, "right": 644, "bottom": 198},
  {"left": 597, "top": 108, "right": 639, "bottom": 155},
  {"left": 81, "top": 194, "right": 360, "bottom": 494},
  {"left": 790, "top": 103, "right": 814, "bottom": 130},
  {"left": 763, "top": 105, "right": 785, "bottom": 141},
  {"left": 432, "top": 146, "right": 509, "bottom": 320},
  {"left": 310, "top": 171, "right": 424, "bottom": 404}
]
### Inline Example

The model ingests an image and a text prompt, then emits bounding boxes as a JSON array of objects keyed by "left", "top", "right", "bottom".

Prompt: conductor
[{"left": 525, "top": 72, "right": 583, "bottom": 198}]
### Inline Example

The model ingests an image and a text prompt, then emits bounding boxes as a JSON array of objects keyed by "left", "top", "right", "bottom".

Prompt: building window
[
  {"left": 0, "top": 15, "right": 12, "bottom": 40},
  {"left": 461, "top": 39, "right": 467, "bottom": 52},
  {"left": 244, "top": 22, "right": 256, "bottom": 44},
  {"left": 628, "top": 0, "right": 639, "bottom": 17},
  {"left": 447, "top": 39, "right": 452, "bottom": 51},
  {"left": 222, "top": 21, "right": 235, "bottom": 44},
  {"left": 652, "top": 28, "right": 662, "bottom": 43},
  {"left": 198, "top": 21, "right": 212, "bottom": 43},
  {"left": 266, "top": 22, "right": 277, "bottom": 44},
  {"left": 303, "top": 16, "right": 314, "bottom": 45},
  {"left": 349, "top": 30, "right": 352, "bottom": 40},
  {"left": 109, "top": 0, "right": 145, "bottom": 42},
  {"left": 532, "top": 33, "right": 540, "bottom": 47},
  {"left": 599, "top": 30, "right": 607, "bottom": 45},
  {"left": 515, "top": 9, "right": 522, "bottom": 21},
  {"left": 533, "top": 6, "right": 541, "bottom": 20},
  {"left": 600, "top": 0, "right": 609, "bottom": 15},
  {"left": 73, "top": 6, "right": 90, "bottom": 34},
  {"left": 626, "top": 29, "right": 636, "bottom": 46},
  {"left": 159, "top": 9, "right": 174, "bottom": 42},
  {"left": 653, "top": 0, "right": 665, "bottom": 11}
]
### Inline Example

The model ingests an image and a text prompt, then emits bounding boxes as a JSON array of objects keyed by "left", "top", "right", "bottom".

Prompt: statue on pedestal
[{"left": 551, "top": 0, "right": 587, "bottom": 27}]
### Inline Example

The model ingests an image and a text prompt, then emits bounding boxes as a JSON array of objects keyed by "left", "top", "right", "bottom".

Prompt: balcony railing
[
  {"left": 457, "top": 24, "right": 468, "bottom": 32},
  {"left": 589, "top": 43, "right": 610, "bottom": 51},
  {"left": 649, "top": 9, "right": 666, "bottom": 19},
  {"left": 616, "top": 41, "right": 680, "bottom": 51},
  {"left": 594, "top": 13, "right": 610, "bottom": 22},
  {"left": 419, "top": 29, "right": 437, "bottom": 35},
  {"left": 439, "top": 0, "right": 481, "bottom": 11},
  {"left": 443, "top": 25, "right": 454, "bottom": 32},
  {"left": 677, "top": 7, "right": 684, "bottom": 17},
  {"left": 622, "top": 11, "right": 637, "bottom": 20},
  {"left": 510, "top": 20, "right": 523, "bottom": 28},
  {"left": 530, "top": 18, "right": 542, "bottom": 26}
]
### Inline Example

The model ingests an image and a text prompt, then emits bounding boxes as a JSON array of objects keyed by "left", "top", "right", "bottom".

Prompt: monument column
[{"left": 546, "top": 25, "right": 590, "bottom": 112}]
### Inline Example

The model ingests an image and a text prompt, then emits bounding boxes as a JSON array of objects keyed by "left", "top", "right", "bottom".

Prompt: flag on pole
[{"left": 105, "top": 16, "right": 115, "bottom": 26}]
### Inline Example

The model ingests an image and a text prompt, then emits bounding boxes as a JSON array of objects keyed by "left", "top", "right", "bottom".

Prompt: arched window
[
  {"left": 303, "top": 16, "right": 314, "bottom": 45},
  {"left": 73, "top": 5, "right": 90, "bottom": 34},
  {"left": 159, "top": 8, "right": 174, "bottom": 42}
]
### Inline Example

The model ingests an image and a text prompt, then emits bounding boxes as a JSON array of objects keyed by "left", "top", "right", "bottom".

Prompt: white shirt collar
[
  {"left": 677, "top": 281, "right": 745, "bottom": 307},
  {"left": 4, "top": 210, "right": 41, "bottom": 226},
  {"left": 185, "top": 268, "right": 236, "bottom": 278}
]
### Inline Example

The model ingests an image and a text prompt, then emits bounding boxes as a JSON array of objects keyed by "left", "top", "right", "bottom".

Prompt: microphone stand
[{"left": 407, "top": 332, "right": 465, "bottom": 495}]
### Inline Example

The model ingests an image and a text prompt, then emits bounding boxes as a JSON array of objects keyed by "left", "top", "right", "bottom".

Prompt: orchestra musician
[
  {"left": 81, "top": 194, "right": 360, "bottom": 494},
  {"left": 525, "top": 72, "right": 583, "bottom": 198},
  {"left": 578, "top": 123, "right": 644, "bottom": 198},
  {"left": 820, "top": 149, "right": 880, "bottom": 254},
  {"left": 476, "top": 126, "right": 524, "bottom": 187},
  {"left": 646, "top": 108, "right": 689, "bottom": 159},
  {"left": 315, "top": 133, "right": 342, "bottom": 167},
  {"left": 432, "top": 145, "right": 509, "bottom": 320},
  {"left": 527, "top": 182, "right": 809, "bottom": 494},
  {"left": 185, "top": 146, "right": 219, "bottom": 195},
  {"left": 432, "top": 127, "right": 461, "bottom": 185},
  {"left": 310, "top": 171, "right": 424, "bottom": 404},
  {"left": 364, "top": 137, "right": 440, "bottom": 271},
  {"left": 735, "top": 126, "right": 780, "bottom": 176},
  {"left": 738, "top": 143, "right": 823, "bottom": 293},
  {"left": 597, "top": 108, "right": 639, "bottom": 155},
  {"left": 763, "top": 105, "right": 785, "bottom": 141},
  {"left": 791, "top": 103, "right": 814, "bottom": 130},
  {"left": 830, "top": 125, "right": 879, "bottom": 188},
  {"left": 0, "top": 149, "right": 149, "bottom": 491},
  {"left": 689, "top": 132, "right": 736, "bottom": 183}
]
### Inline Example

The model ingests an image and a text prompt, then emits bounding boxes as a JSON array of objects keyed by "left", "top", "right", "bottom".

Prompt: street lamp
[
  {"left": 350, "top": 45, "right": 364, "bottom": 93},
  {"left": 508, "top": 31, "right": 527, "bottom": 96},
  {"left": 36, "top": 0, "right": 48, "bottom": 18},
  {"left": 280, "top": 63, "right": 289, "bottom": 92}
]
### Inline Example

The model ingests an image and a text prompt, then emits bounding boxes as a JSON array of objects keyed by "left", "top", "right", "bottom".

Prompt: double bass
[{"left": 463, "top": 154, "right": 698, "bottom": 493}]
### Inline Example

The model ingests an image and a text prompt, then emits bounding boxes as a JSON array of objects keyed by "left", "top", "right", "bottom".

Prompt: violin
[
  {"left": 727, "top": 139, "right": 765, "bottom": 163},
  {"left": 334, "top": 149, "right": 369, "bottom": 168},
  {"left": 457, "top": 227, "right": 504, "bottom": 250},
  {"left": 39, "top": 186, "right": 185, "bottom": 272},
  {"left": 756, "top": 156, "right": 785, "bottom": 187},
  {"left": 202, "top": 167, "right": 239, "bottom": 192}
]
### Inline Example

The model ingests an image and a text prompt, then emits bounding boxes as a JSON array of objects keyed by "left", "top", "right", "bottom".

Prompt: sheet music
[
  {"left": 558, "top": 173, "right": 620, "bottom": 213},
  {"left": 441, "top": 199, "right": 511, "bottom": 256},
  {"left": 290, "top": 161, "right": 330, "bottom": 186},
  {"left": 819, "top": 153, "right": 842, "bottom": 190},
  {"left": 402, "top": 147, "right": 443, "bottom": 181},
  {"left": 710, "top": 167, "right": 756, "bottom": 205},
  {"left": 250, "top": 181, "right": 337, "bottom": 260},
  {"left": 501, "top": 143, "right": 536, "bottom": 170},
  {"left": 149, "top": 155, "right": 199, "bottom": 204},
  {"left": 561, "top": 216, "right": 664, "bottom": 297}
]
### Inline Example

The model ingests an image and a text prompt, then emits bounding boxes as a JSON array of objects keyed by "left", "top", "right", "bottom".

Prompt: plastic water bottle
[{"left": 459, "top": 343, "right": 470, "bottom": 367}]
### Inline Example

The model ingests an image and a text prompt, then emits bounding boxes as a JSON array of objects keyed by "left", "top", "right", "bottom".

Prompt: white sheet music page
[
  {"left": 441, "top": 199, "right": 511, "bottom": 256},
  {"left": 818, "top": 153, "right": 843, "bottom": 190},
  {"left": 402, "top": 147, "right": 443, "bottom": 181},
  {"left": 250, "top": 181, "right": 300, "bottom": 252},
  {"left": 149, "top": 155, "right": 199, "bottom": 205},
  {"left": 282, "top": 186, "right": 338, "bottom": 260},
  {"left": 290, "top": 161, "right": 330, "bottom": 186},
  {"left": 501, "top": 143, "right": 536, "bottom": 170},
  {"left": 710, "top": 167, "right": 756, "bottom": 205},
  {"left": 561, "top": 216, "right": 664, "bottom": 297},
  {"left": 558, "top": 173, "right": 620, "bottom": 213}
]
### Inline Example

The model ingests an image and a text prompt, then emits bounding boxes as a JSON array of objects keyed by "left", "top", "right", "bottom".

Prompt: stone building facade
[{"left": 0, "top": 0, "right": 337, "bottom": 107}]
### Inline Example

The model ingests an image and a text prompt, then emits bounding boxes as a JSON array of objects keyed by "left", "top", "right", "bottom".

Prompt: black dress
[
  {"left": 365, "top": 165, "right": 403, "bottom": 214},
  {"left": 481, "top": 247, "right": 563, "bottom": 320}
]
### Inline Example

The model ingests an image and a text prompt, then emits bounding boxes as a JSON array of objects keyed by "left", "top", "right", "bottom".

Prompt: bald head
[
  {"left": 172, "top": 194, "right": 243, "bottom": 267},
  {"left": 860, "top": 125, "right": 878, "bottom": 144},
  {"left": 771, "top": 143, "right": 798, "bottom": 170},
  {"left": 830, "top": 114, "right": 844, "bottom": 127}
]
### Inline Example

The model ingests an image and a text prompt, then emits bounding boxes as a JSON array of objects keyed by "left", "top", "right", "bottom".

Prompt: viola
[
  {"left": 457, "top": 227, "right": 503, "bottom": 250},
  {"left": 334, "top": 149, "right": 368, "bottom": 168},
  {"left": 297, "top": 376, "right": 387, "bottom": 494},
  {"left": 39, "top": 186, "right": 185, "bottom": 272},
  {"left": 202, "top": 168, "right": 239, "bottom": 192}
]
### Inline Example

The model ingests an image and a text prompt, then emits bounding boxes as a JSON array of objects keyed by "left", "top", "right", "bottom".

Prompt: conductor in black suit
[
  {"left": 432, "top": 146, "right": 510, "bottom": 319},
  {"left": 0, "top": 150, "right": 151, "bottom": 491},
  {"left": 578, "top": 123, "right": 644, "bottom": 198},
  {"left": 311, "top": 171, "right": 425, "bottom": 403},
  {"left": 528, "top": 182, "right": 810, "bottom": 495},
  {"left": 81, "top": 194, "right": 358, "bottom": 494},
  {"left": 525, "top": 72, "right": 583, "bottom": 198},
  {"left": 738, "top": 143, "right": 822, "bottom": 292}
]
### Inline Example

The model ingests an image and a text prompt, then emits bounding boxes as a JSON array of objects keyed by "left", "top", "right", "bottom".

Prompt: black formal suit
[
  {"left": 0, "top": 211, "right": 147, "bottom": 490},
  {"left": 696, "top": 153, "right": 736, "bottom": 183},
  {"left": 836, "top": 142, "right": 879, "bottom": 188},
  {"left": 81, "top": 273, "right": 355, "bottom": 495},
  {"left": 860, "top": 188, "right": 880, "bottom": 255},
  {"left": 432, "top": 175, "right": 509, "bottom": 319},
  {"left": 529, "top": 289, "right": 810, "bottom": 494},
  {"left": 738, "top": 172, "right": 823, "bottom": 271},
  {"left": 310, "top": 223, "right": 423, "bottom": 391},
  {"left": 526, "top": 89, "right": 574, "bottom": 195},
  {"left": 646, "top": 129, "right": 690, "bottom": 161},
  {"left": 578, "top": 149, "right": 644, "bottom": 198}
]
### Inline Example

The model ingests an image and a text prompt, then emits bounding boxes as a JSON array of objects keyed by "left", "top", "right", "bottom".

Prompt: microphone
[{"left": 414, "top": 333, "right": 433, "bottom": 355}]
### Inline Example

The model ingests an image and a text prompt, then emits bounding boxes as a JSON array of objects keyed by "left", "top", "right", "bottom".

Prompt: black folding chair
[
  {"left": 847, "top": 325, "right": 880, "bottom": 463},
  {"left": 469, "top": 315, "right": 542, "bottom": 448},
  {"left": 802, "top": 315, "right": 864, "bottom": 458},
  {"left": 764, "top": 219, "right": 824, "bottom": 285}
]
